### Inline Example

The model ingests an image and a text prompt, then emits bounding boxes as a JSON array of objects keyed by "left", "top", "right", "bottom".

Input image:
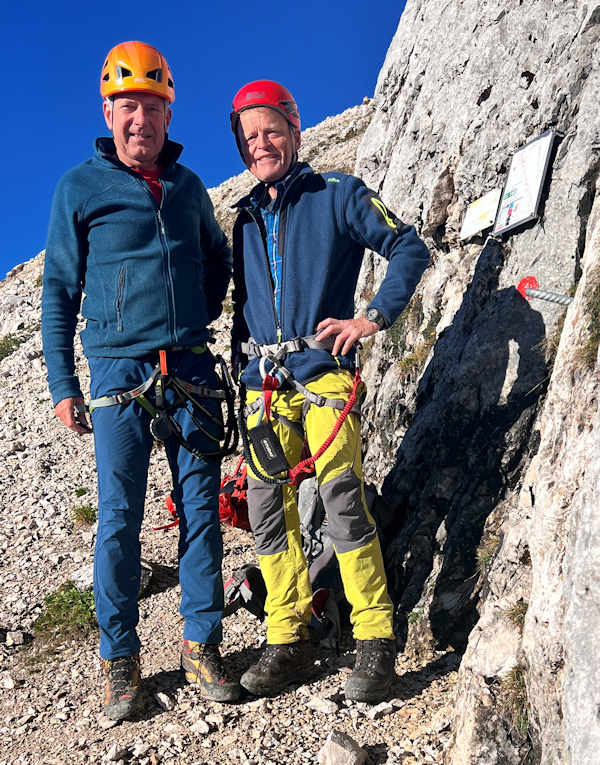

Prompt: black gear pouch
[{"left": 248, "top": 421, "right": 290, "bottom": 475}]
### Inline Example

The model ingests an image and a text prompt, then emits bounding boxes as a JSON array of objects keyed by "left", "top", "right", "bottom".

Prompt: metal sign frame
[{"left": 493, "top": 129, "right": 555, "bottom": 236}]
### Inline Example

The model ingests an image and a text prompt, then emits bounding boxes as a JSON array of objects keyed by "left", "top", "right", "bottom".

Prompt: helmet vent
[
  {"left": 146, "top": 68, "right": 163, "bottom": 83},
  {"left": 102, "top": 73, "right": 110, "bottom": 83},
  {"left": 168, "top": 77, "right": 174, "bottom": 89},
  {"left": 115, "top": 65, "right": 133, "bottom": 82},
  {"left": 279, "top": 100, "right": 299, "bottom": 118}
]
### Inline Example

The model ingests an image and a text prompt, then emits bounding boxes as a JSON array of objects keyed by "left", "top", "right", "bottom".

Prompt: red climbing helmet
[{"left": 230, "top": 79, "right": 300, "bottom": 134}]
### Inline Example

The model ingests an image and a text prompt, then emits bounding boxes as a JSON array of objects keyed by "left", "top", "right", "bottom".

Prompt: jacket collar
[
  {"left": 235, "top": 162, "right": 313, "bottom": 211},
  {"left": 94, "top": 137, "right": 184, "bottom": 173}
]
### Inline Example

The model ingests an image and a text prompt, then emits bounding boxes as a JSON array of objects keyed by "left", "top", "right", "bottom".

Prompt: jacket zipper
[
  {"left": 247, "top": 173, "right": 303, "bottom": 345},
  {"left": 116, "top": 265, "right": 125, "bottom": 332},
  {"left": 247, "top": 207, "right": 281, "bottom": 341},
  {"left": 136, "top": 176, "right": 176, "bottom": 343}
]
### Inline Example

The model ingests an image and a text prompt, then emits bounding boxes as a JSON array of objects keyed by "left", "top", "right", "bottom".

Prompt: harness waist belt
[
  {"left": 240, "top": 333, "right": 336, "bottom": 359},
  {"left": 89, "top": 369, "right": 225, "bottom": 412}
]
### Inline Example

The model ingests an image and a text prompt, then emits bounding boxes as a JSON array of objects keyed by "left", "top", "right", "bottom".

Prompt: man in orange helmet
[
  {"left": 229, "top": 81, "right": 430, "bottom": 703},
  {"left": 42, "top": 42, "right": 239, "bottom": 720}
]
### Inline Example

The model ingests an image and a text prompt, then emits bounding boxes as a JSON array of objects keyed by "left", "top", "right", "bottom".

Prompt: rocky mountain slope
[
  {"left": 353, "top": 1, "right": 600, "bottom": 763},
  {"left": 2, "top": 1, "right": 600, "bottom": 763}
]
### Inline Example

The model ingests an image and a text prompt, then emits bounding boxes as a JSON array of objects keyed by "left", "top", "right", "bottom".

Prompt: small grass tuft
[
  {"left": 397, "top": 341, "right": 434, "bottom": 381},
  {"left": 0, "top": 334, "right": 25, "bottom": 362},
  {"left": 476, "top": 535, "right": 500, "bottom": 576},
  {"left": 74, "top": 486, "right": 89, "bottom": 498},
  {"left": 71, "top": 504, "right": 97, "bottom": 527},
  {"left": 578, "top": 280, "right": 600, "bottom": 368},
  {"left": 505, "top": 599, "right": 528, "bottom": 628},
  {"left": 501, "top": 663, "right": 530, "bottom": 735},
  {"left": 33, "top": 582, "right": 97, "bottom": 642},
  {"left": 408, "top": 609, "right": 421, "bottom": 625}
]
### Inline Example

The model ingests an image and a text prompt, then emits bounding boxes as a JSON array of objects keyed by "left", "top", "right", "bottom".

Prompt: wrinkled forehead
[
  {"left": 238, "top": 106, "right": 293, "bottom": 134},
  {"left": 107, "top": 92, "right": 169, "bottom": 109}
]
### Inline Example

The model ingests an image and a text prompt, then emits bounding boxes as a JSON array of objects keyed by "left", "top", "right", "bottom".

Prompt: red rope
[{"left": 288, "top": 369, "right": 362, "bottom": 486}]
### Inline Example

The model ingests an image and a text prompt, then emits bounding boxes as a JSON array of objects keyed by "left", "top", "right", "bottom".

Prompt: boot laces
[
  {"left": 196, "top": 643, "right": 231, "bottom": 682},
  {"left": 354, "top": 639, "right": 391, "bottom": 675},
  {"left": 103, "top": 655, "right": 140, "bottom": 698}
]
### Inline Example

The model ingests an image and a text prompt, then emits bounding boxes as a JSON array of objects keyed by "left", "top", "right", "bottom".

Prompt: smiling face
[
  {"left": 237, "top": 107, "right": 300, "bottom": 185},
  {"left": 103, "top": 92, "right": 171, "bottom": 170}
]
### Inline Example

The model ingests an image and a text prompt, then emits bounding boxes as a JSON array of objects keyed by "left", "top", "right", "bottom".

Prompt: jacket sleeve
[
  {"left": 342, "top": 176, "right": 430, "bottom": 327},
  {"left": 198, "top": 183, "right": 232, "bottom": 324},
  {"left": 41, "top": 174, "right": 87, "bottom": 406}
]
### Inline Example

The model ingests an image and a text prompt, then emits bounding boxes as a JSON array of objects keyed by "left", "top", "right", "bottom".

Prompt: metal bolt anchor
[{"left": 516, "top": 276, "right": 574, "bottom": 306}]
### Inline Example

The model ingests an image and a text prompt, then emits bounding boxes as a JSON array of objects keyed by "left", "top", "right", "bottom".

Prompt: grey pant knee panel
[
  {"left": 247, "top": 476, "right": 289, "bottom": 555},
  {"left": 319, "top": 468, "right": 377, "bottom": 554},
  {"left": 248, "top": 468, "right": 377, "bottom": 558}
]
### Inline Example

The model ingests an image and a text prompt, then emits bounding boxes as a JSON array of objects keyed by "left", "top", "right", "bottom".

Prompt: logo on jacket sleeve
[{"left": 365, "top": 192, "right": 402, "bottom": 230}]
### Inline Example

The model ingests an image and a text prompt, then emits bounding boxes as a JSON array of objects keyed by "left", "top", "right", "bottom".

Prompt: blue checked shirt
[{"left": 251, "top": 166, "right": 301, "bottom": 330}]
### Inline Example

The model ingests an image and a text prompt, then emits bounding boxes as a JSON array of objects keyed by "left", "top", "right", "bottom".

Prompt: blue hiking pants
[{"left": 89, "top": 348, "right": 224, "bottom": 660}]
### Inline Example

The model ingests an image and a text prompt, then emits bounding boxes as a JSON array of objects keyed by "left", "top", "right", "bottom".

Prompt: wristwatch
[{"left": 366, "top": 308, "right": 387, "bottom": 330}]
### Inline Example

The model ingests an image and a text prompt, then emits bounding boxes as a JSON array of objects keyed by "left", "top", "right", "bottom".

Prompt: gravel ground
[{"left": 0, "top": 257, "right": 460, "bottom": 764}]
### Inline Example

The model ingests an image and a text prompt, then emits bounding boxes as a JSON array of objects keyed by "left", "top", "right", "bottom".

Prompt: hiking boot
[
  {"left": 181, "top": 641, "right": 240, "bottom": 702},
  {"left": 102, "top": 655, "right": 143, "bottom": 721},
  {"left": 241, "top": 641, "right": 314, "bottom": 697},
  {"left": 344, "top": 638, "right": 397, "bottom": 703}
]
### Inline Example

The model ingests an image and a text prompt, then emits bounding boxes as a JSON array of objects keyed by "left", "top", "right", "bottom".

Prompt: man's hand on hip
[
  {"left": 55, "top": 396, "right": 92, "bottom": 435},
  {"left": 315, "top": 317, "right": 381, "bottom": 357}
]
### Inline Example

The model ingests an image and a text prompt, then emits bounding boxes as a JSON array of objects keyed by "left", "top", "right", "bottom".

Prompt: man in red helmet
[
  {"left": 230, "top": 80, "right": 430, "bottom": 702},
  {"left": 42, "top": 42, "right": 240, "bottom": 720}
]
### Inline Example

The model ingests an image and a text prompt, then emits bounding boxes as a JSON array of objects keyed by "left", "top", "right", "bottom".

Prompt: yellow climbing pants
[{"left": 245, "top": 370, "right": 394, "bottom": 644}]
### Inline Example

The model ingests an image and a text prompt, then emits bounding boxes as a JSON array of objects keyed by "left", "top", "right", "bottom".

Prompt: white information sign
[
  {"left": 459, "top": 188, "right": 502, "bottom": 240},
  {"left": 494, "top": 130, "right": 554, "bottom": 235}
]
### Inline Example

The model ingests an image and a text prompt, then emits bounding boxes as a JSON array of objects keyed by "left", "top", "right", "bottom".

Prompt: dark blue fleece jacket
[
  {"left": 232, "top": 164, "right": 430, "bottom": 390},
  {"left": 42, "top": 138, "right": 232, "bottom": 406}
]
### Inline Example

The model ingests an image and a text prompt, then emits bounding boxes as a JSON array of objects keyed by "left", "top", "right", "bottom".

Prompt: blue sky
[{"left": 1, "top": 1, "right": 405, "bottom": 278}]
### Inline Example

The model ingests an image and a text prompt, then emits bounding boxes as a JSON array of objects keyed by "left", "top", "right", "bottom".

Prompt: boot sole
[
  {"left": 344, "top": 675, "right": 395, "bottom": 704},
  {"left": 104, "top": 691, "right": 144, "bottom": 721},
  {"left": 183, "top": 668, "right": 241, "bottom": 702}
]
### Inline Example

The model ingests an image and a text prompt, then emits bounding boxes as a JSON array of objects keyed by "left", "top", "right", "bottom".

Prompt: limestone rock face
[{"left": 354, "top": 1, "right": 600, "bottom": 762}]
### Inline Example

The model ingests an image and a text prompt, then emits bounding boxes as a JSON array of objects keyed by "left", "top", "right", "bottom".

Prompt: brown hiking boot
[
  {"left": 240, "top": 641, "right": 314, "bottom": 697},
  {"left": 344, "top": 638, "right": 397, "bottom": 703},
  {"left": 181, "top": 641, "right": 240, "bottom": 702},
  {"left": 102, "top": 655, "right": 143, "bottom": 721}
]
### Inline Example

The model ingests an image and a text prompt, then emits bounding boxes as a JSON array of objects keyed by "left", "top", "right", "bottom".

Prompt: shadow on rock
[{"left": 383, "top": 239, "right": 548, "bottom": 654}]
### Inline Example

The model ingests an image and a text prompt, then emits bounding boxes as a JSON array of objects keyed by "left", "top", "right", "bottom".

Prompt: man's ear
[
  {"left": 165, "top": 106, "right": 172, "bottom": 132},
  {"left": 102, "top": 99, "right": 113, "bottom": 131},
  {"left": 295, "top": 128, "right": 301, "bottom": 151}
]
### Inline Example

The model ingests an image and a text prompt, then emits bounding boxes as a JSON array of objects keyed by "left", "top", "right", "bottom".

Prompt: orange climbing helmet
[
  {"left": 100, "top": 41, "right": 175, "bottom": 103},
  {"left": 230, "top": 79, "right": 300, "bottom": 134}
]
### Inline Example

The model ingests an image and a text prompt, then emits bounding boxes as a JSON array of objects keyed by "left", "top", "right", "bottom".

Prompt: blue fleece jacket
[
  {"left": 232, "top": 164, "right": 430, "bottom": 390},
  {"left": 42, "top": 138, "right": 232, "bottom": 406}
]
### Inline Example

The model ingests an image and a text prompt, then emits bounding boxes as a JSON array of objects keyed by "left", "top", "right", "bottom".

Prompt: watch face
[{"left": 367, "top": 309, "right": 385, "bottom": 328}]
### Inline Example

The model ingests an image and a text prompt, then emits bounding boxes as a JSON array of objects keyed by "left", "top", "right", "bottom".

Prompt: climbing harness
[
  {"left": 89, "top": 348, "right": 238, "bottom": 464},
  {"left": 238, "top": 334, "right": 363, "bottom": 487}
]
